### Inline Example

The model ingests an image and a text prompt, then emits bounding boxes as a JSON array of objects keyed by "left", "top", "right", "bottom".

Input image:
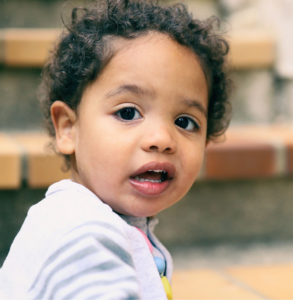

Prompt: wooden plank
[
  {"left": 2, "top": 29, "right": 61, "bottom": 67},
  {"left": 12, "top": 132, "right": 70, "bottom": 188},
  {"left": 0, "top": 29, "right": 275, "bottom": 69},
  {"left": 0, "top": 134, "right": 21, "bottom": 189},
  {"left": 229, "top": 30, "right": 275, "bottom": 69}
]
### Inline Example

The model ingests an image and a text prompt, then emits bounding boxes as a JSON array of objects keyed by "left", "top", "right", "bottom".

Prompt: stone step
[
  {"left": 0, "top": 131, "right": 68, "bottom": 189},
  {"left": 0, "top": 0, "right": 65, "bottom": 29},
  {"left": 1, "top": 125, "right": 293, "bottom": 189},
  {"left": 0, "top": 28, "right": 275, "bottom": 69}
]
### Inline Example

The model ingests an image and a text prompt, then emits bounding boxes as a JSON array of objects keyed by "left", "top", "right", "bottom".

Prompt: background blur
[{"left": 2, "top": 0, "right": 293, "bottom": 289}]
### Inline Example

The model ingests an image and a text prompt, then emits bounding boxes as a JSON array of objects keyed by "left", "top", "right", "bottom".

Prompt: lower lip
[{"left": 129, "top": 178, "right": 171, "bottom": 196}]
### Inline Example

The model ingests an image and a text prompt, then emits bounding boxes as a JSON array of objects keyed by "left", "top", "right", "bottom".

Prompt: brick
[
  {"left": 12, "top": 133, "right": 70, "bottom": 188},
  {"left": 227, "top": 125, "right": 293, "bottom": 176},
  {"left": 286, "top": 144, "right": 293, "bottom": 174},
  {"left": 2, "top": 29, "right": 61, "bottom": 67},
  {"left": 204, "top": 125, "right": 293, "bottom": 180},
  {"left": 0, "top": 30, "right": 4, "bottom": 64},
  {"left": 0, "top": 134, "right": 21, "bottom": 189},
  {"left": 205, "top": 140, "right": 276, "bottom": 180},
  {"left": 226, "top": 264, "right": 293, "bottom": 299},
  {"left": 172, "top": 269, "right": 261, "bottom": 299}
]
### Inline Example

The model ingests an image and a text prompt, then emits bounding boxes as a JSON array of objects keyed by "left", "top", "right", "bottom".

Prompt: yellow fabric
[{"left": 161, "top": 276, "right": 173, "bottom": 300}]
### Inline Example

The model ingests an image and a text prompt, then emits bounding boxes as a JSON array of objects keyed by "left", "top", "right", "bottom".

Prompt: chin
[
  {"left": 125, "top": 211, "right": 152, "bottom": 218},
  {"left": 128, "top": 207, "right": 162, "bottom": 218}
]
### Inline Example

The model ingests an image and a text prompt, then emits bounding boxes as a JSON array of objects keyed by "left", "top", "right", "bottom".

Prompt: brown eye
[
  {"left": 116, "top": 107, "right": 141, "bottom": 121},
  {"left": 175, "top": 116, "right": 200, "bottom": 131}
]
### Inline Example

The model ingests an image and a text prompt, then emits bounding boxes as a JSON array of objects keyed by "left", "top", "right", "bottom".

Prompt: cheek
[
  {"left": 75, "top": 119, "right": 136, "bottom": 176},
  {"left": 181, "top": 142, "right": 205, "bottom": 180}
]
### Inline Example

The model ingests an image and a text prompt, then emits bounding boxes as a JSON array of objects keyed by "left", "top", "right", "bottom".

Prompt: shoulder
[
  {"left": 17, "top": 180, "right": 130, "bottom": 260},
  {"left": 0, "top": 180, "right": 138, "bottom": 299},
  {"left": 28, "top": 180, "right": 122, "bottom": 233},
  {"left": 24, "top": 181, "right": 139, "bottom": 299}
]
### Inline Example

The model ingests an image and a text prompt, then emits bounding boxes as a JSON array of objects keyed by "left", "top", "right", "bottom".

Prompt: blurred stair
[
  {"left": 172, "top": 263, "right": 293, "bottom": 299},
  {"left": 0, "top": 28, "right": 275, "bottom": 68},
  {"left": 1, "top": 125, "right": 293, "bottom": 189}
]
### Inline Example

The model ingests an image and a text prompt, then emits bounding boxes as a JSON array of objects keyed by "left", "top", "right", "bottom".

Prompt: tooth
[{"left": 135, "top": 177, "right": 164, "bottom": 183}]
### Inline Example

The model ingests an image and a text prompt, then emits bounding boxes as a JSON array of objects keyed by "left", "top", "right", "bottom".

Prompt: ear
[{"left": 50, "top": 101, "right": 77, "bottom": 155}]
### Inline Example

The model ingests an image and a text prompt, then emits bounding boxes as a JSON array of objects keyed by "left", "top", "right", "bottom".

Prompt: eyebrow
[
  {"left": 105, "top": 84, "right": 155, "bottom": 99},
  {"left": 105, "top": 84, "right": 207, "bottom": 118},
  {"left": 181, "top": 99, "right": 207, "bottom": 118}
]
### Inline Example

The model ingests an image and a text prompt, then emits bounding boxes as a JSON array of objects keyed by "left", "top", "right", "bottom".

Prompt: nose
[{"left": 141, "top": 122, "right": 177, "bottom": 154}]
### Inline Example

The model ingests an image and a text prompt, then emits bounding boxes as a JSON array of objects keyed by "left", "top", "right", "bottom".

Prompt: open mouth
[
  {"left": 132, "top": 170, "right": 168, "bottom": 183},
  {"left": 129, "top": 162, "right": 175, "bottom": 196}
]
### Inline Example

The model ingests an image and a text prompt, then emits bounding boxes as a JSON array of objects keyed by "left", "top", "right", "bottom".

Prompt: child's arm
[{"left": 27, "top": 221, "right": 141, "bottom": 300}]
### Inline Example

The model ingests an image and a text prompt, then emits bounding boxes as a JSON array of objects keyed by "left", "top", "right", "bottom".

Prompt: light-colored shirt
[{"left": 0, "top": 180, "right": 172, "bottom": 300}]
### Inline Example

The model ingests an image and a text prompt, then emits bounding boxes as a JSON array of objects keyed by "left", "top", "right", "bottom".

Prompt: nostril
[
  {"left": 149, "top": 145, "right": 172, "bottom": 152},
  {"left": 149, "top": 145, "right": 158, "bottom": 151}
]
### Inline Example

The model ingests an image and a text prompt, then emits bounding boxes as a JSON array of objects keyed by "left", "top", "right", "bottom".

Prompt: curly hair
[{"left": 39, "top": 0, "right": 232, "bottom": 164}]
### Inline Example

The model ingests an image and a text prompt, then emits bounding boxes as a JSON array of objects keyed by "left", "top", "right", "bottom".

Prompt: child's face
[{"left": 65, "top": 34, "right": 208, "bottom": 217}]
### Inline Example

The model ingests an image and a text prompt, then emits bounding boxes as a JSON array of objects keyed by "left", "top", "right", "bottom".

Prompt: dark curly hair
[{"left": 39, "top": 0, "right": 232, "bottom": 164}]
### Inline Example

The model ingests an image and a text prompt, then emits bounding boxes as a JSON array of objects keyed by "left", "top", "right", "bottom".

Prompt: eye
[
  {"left": 175, "top": 116, "right": 200, "bottom": 131},
  {"left": 115, "top": 107, "right": 141, "bottom": 121}
]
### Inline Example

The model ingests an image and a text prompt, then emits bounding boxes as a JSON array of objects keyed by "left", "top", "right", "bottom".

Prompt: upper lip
[{"left": 130, "top": 161, "right": 176, "bottom": 179}]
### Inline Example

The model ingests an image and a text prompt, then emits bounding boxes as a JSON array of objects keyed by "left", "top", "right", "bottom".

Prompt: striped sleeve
[{"left": 27, "top": 221, "right": 141, "bottom": 300}]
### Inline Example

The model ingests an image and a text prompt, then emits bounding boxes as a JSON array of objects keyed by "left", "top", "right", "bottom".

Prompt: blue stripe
[
  {"left": 29, "top": 221, "right": 124, "bottom": 291},
  {"left": 46, "top": 261, "right": 121, "bottom": 300},
  {"left": 63, "top": 276, "right": 138, "bottom": 299},
  {"left": 32, "top": 246, "right": 99, "bottom": 299}
]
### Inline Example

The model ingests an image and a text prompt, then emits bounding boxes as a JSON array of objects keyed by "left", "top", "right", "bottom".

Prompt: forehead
[
  {"left": 79, "top": 32, "right": 208, "bottom": 115},
  {"left": 108, "top": 33, "right": 204, "bottom": 74},
  {"left": 97, "top": 33, "right": 208, "bottom": 96}
]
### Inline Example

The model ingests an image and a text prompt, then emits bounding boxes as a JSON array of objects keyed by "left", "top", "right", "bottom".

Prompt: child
[{"left": 0, "top": 0, "right": 231, "bottom": 299}]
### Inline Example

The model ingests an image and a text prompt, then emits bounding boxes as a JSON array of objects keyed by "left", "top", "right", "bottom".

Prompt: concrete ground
[{"left": 171, "top": 242, "right": 293, "bottom": 299}]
